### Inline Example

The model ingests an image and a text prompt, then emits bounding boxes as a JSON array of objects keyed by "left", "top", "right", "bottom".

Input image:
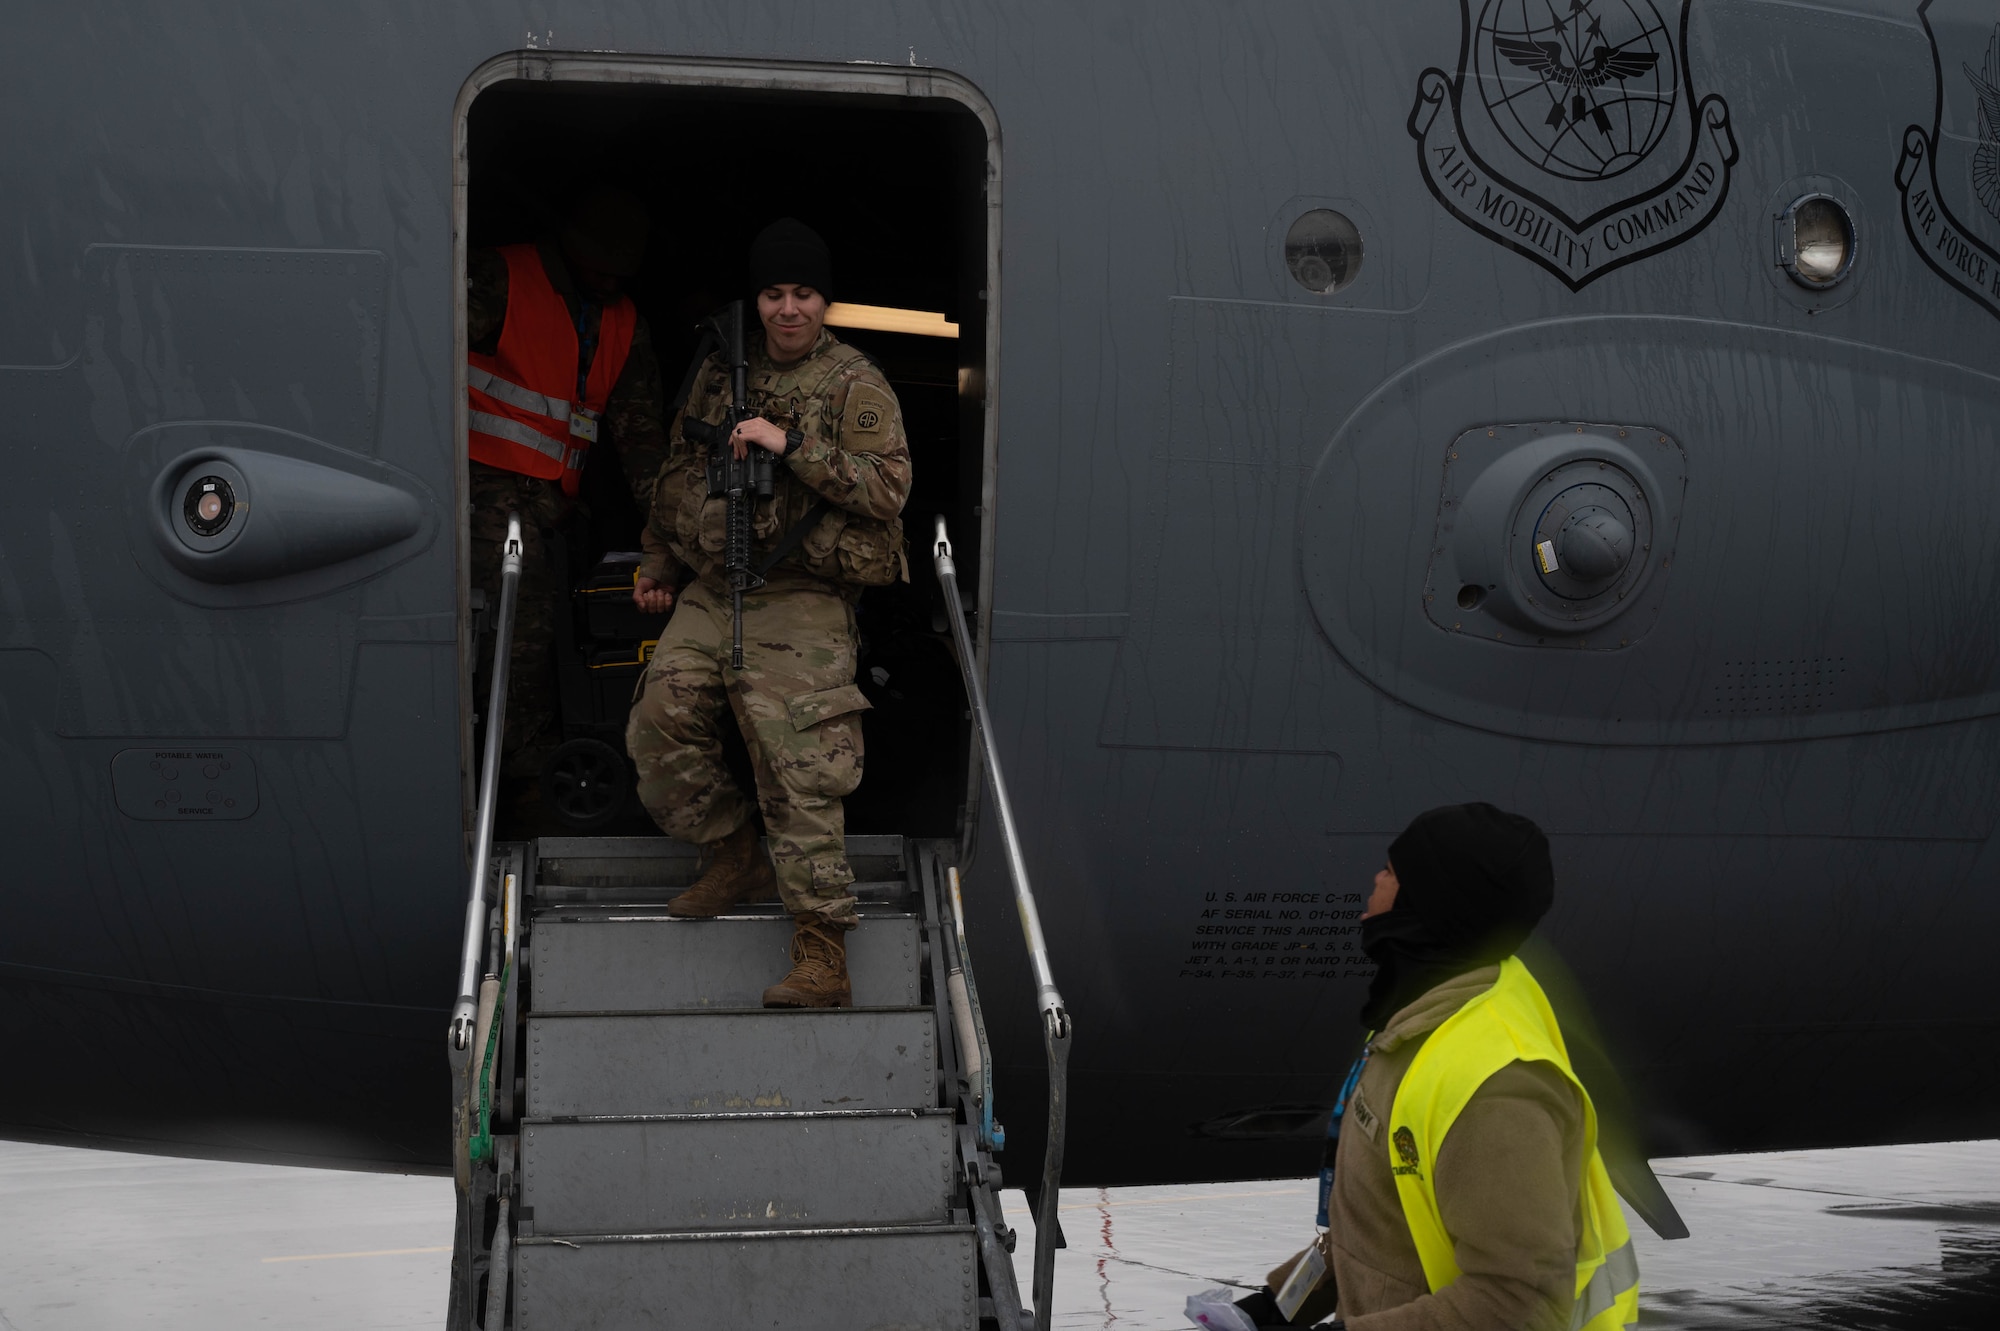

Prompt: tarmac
[
  {"left": 0, "top": 1137, "right": 1993, "bottom": 1329},
  {"left": 1009, "top": 1141, "right": 2000, "bottom": 1330}
]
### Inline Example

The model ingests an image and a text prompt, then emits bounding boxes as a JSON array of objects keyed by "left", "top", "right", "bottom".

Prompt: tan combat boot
[
  {"left": 762, "top": 914, "right": 853, "bottom": 1008},
  {"left": 666, "top": 823, "right": 778, "bottom": 918}
]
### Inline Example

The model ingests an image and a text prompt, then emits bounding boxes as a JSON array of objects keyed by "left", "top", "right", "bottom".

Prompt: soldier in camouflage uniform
[
  {"left": 626, "top": 219, "right": 911, "bottom": 1008},
  {"left": 467, "top": 188, "right": 667, "bottom": 797}
]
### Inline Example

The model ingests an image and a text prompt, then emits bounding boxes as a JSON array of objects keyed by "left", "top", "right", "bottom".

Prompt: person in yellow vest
[
  {"left": 1256, "top": 803, "right": 1638, "bottom": 1331},
  {"left": 465, "top": 187, "right": 666, "bottom": 807}
]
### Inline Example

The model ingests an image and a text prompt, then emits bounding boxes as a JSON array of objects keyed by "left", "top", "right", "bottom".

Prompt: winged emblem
[
  {"left": 1495, "top": 35, "right": 1662, "bottom": 136},
  {"left": 1965, "top": 25, "right": 2000, "bottom": 223}
]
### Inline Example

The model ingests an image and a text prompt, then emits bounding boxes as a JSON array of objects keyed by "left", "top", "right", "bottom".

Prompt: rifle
[{"left": 679, "top": 300, "right": 773, "bottom": 670}]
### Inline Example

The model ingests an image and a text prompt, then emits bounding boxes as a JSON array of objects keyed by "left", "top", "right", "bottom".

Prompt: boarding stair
[{"left": 445, "top": 518, "right": 1069, "bottom": 1330}]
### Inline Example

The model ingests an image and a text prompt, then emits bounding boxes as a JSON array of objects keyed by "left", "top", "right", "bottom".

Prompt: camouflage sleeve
[
  {"left": 661, "top": 352, "right": 721, "bottom": 485},
  {"left": 637, "top": 509, "right": 683, "bottom": 586},
  {"left": 636, "top": 359, "right": 715, "bottom": 586},
  {"left": 637, "top": 450, "right": 689, "bottom": 586},
  {"left": 466, "top": 248, "right": 508, "bottom": 354},
  {"left": 784, "top": 360, "right": 913, "bottom": 521},
  {"left": 605, "top": 316, "right": 669, "bottom": 510}
]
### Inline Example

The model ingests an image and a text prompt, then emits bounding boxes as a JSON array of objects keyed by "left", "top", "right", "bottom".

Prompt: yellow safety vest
[{"left": 1386, "top": 957, "right": 1640, "bottom": 1331}]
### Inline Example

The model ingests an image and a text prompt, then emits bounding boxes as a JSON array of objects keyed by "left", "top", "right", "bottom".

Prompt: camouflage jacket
[
  {"left": 641, "top": 327, "right": 912, "bottom": 595},
  {"left": 467, "top": 243, "right": 668, "bottom": 506}
]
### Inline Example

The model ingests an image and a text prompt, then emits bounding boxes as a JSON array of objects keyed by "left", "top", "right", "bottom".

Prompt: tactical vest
[
  {"left": 674, "top": 336, "right": 906, "bottom": 590},
  {"left": 1388, "top": 957, "right": 1639, "bottom": 1331},
  {"left": 468, "top": 244, "right": 637, "bottom": 498}
]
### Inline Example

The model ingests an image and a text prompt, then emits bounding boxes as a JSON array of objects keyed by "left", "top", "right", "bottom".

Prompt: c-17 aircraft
[{"left": 3, "top": 0, "right": 1999, "bottom": 1280}]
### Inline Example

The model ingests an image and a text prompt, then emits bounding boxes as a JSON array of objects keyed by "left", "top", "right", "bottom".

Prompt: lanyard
[
  {"left": 574, "top": 298, "right": 601, "bottom": 405},
  {"left": 1316, "top": 1038, "right": 1374, "bottom": 1228}
]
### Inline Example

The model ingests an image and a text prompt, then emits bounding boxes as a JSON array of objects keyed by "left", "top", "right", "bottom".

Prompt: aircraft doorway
[{"left": 456, "top": 58, "right": 996, "bottom": 844}]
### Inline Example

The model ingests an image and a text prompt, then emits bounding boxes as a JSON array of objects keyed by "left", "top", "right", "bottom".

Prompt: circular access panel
[{"left": 1514, "top": 462, "right": 1655, "bottom": 627}]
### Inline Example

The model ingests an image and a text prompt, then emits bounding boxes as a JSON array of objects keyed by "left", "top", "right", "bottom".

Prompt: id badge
[{"left": 1274, "top": 1239, "right": 1327, "bottom": 1322}]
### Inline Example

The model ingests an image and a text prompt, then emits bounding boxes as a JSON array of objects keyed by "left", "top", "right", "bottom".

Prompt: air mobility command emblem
[
  {"left": 1896, "top": 2, "right": 2000, "bottom": 318},
  {"left": 1409, "top": 0, "right": 1737, "bottom": 289}
]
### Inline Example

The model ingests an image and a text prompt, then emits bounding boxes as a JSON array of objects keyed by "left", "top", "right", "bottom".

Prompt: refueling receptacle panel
[{"left": 1421, "top": 423, "right": 1686, "bottom": 650}]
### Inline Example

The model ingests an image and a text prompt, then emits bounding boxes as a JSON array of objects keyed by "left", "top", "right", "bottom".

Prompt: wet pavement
[
  {"left": 0, "top": 1137, "right": 1992, "bottom": 1328},
  {"left": 999, "top": 1141, "right": 2000, "bottom": 1330},
  {"left": 0, "top": 1141, "right": 449, "bottom": 1330}
]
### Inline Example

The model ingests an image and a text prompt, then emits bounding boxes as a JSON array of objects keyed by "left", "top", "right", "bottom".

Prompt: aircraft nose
[{"left": 1559, "top": 507, "right": 1632, "bottom": 582}]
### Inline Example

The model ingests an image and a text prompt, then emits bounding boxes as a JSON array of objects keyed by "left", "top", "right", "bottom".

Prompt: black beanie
[
  {"left": 1386, "top": 802, "right": 1554, "bottom": 955},
  {"left": 1357, "top": 802, "right": 1554, "bottom": 1029},
  {"left": 748, "top": 218, "right": 833, "bottom": 297}
]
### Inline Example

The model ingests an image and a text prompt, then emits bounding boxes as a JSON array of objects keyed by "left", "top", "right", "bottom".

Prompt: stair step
[
  {"left": 532, "top": 879, "right": 913, "bottom": 907},
  {"left": 527, "top": 1009, "right": 938, "bottom": 1117},
  {"left": 534, "top": 834, "right": 908, "bottom": 892},
  {"left": 514, "top": 1224, "right": 977, "bottom": 1331},
  {"left": 520, "top": 1110, "right": 956, "bottom": 1234},
  {"left": 529, "top": 914, "right": 922, "bottom": 1011}
]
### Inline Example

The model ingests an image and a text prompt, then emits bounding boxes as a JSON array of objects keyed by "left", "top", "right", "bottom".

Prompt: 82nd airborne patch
[{"left": 847, "top": 383, "right": 893, "bottom": 435}]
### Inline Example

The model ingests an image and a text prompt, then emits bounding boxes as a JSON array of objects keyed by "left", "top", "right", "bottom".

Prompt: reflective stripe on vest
[
  {"left": 468, "top": 365, "right": 571, "bottom": 424},
  {"left": 1571, "top": 1240, "right": 1639, "bottom": 1330},
  {"left": 1386, "top": 957, "right": 1639, "bottom": 1331},
  {"left": 467, "top": 243, "right": 636, "bottom": 496},
  {"left": 468, "top": 410, "right": 573, "bottom": 469}
]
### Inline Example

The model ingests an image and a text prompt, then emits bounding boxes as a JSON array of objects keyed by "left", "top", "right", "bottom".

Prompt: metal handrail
[
  {"left": 450, "top": 514, "right": 523, "bottom": 1056},
  {"left": 933, "top": 516, "right": 1072, "bottom": 1331},
  {"left": 469, "top": 870, "right": 521, "bottom": 1165},
  {"left": 947, "top": 866, "right": 1000, "bottom": 1151}
]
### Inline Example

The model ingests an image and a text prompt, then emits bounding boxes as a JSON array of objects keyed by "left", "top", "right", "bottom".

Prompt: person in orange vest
[
  {"left": 466, "top": 187, "right": 666, "bottom": 805},
  {"left": 1242, "top": 803, "right": 1638, "bottom": 1331}
]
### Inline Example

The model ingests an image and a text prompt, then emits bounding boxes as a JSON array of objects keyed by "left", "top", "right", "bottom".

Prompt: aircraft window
[
  {"left": 1284, "top": 209, "right": 1363, "bottom": 294},
  {"left": 1779, "top": 194, "right": 1855, "bottom": 289}
]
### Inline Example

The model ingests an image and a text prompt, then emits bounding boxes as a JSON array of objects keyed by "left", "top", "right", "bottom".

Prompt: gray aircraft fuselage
[{"left": 2, "top": 0, "right": 1997, "bottom": 1183}]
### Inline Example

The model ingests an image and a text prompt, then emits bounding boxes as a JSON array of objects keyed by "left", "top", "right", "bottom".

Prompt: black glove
[{"left": 1232, "top": 1287, "right": 1343, "bottom": 1330}]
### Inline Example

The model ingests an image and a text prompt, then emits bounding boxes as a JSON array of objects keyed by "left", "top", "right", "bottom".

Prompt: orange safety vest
[{"left": 467, "top": 243, "right": 638, "bottom": 497}]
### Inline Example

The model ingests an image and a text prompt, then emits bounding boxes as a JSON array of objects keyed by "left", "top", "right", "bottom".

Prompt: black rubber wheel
[{"left": 539, "top": 738, "right": 632, "bottom": 832}]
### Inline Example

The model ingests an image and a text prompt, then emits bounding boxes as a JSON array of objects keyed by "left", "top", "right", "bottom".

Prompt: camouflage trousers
[
  {"left": 626, "top": 579, "right": 870, "bottom": 925},
  {"left": 469, "top": 464, "right": 569, "bottom": 782}
]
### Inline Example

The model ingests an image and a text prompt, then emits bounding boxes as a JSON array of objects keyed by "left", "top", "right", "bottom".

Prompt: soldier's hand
[
  {"left": 730, "top": 417, "right": 789, "bottom": 458},
  {"left": 633, "top": 577, "right": 675, "bottom": 615}
]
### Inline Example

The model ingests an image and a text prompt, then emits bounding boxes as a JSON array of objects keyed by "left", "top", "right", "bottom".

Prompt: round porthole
[
  {"left": 1284, "top": 209, "right": 1364, "bottom": 294},
  {"left": 1778, "top": 194, "right": 1856, "bottom": 289}
]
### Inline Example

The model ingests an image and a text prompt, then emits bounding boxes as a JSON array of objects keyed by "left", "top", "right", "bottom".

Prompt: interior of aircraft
[{"left": 464, "top": 81, "right": 991, "bottom": 842}]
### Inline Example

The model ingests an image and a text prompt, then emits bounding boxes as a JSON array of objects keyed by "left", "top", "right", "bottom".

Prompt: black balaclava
[
  {"left": 1358, "top": 802, "right": 1554, "bottom": 1029},
  {"left": 747, "top": 217, "right": 833, "bottom": 298}
]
